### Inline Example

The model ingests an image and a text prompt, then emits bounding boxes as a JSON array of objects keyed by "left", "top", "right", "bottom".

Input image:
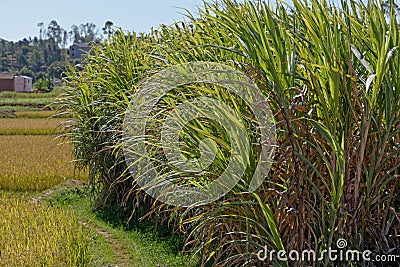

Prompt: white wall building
[{"left": 13, "top": 76, "right": 33, "bottom": 92}]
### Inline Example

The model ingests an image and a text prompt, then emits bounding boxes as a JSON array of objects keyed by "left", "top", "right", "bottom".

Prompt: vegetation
[
  {"left": 59, "top": 0, "right": 400, "bottom": 266},
  {"left": 0, "top": 91, "right": 85, "bottom": 190},
  {"left": 0, "top": 97, "right": 54, "bottom": 106},
  {"left": 0, "top": 86, "right": 190, "bottom": 266},
  {"left": 47, "top": 186, "right": 198, "bottom": 266},
  {"left": 0, "top": 91, "right": 59, "bottom": 99},
  {"left": 0, "top": 135, "right": 86, "bottom": 190},
  {"left": 0, "top": 90, "right": 61, "bottom": 114},
  {"left": 0, "top": 36, "right": 63, "bottom": 82},
  {"left": 0, "top": 193, "right": 91, "bottom": 266},
  {"left": 0, "top": 20, "right": 111, "bottom": 88},
  {"left": 0, "top": 118, "right": 65, "bottom": 135},
  {"left": 14, "top": 110, "right": 71, "bottom": 118},
  {"left": 0, "top": 105, "right": 44, "bottom": 112}
]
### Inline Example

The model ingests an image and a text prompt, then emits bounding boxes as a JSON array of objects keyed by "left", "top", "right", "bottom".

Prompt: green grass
[
  {"left": 15, "top": 110, "right": 72, "bottom": 118},
  {"left": 0, "top": 91, "right": 59, "bottom": 99},
  {"left": 0, "top": 90, "right": 60, "bottom": 111},
  {"left": 0, "top": 110, "right": 16, "bottom": 118},
  {"left": 86, "top": 230, "right": 116, "bottom": 267},
  {"left": 0, "top": 97, "right": 54, "bottom": 106},
  {"left": 0, "top": 105, "right": 46, "bottom": 112},
  {"left": 46, "top": 185, "right": 199, "bottom": 267}
]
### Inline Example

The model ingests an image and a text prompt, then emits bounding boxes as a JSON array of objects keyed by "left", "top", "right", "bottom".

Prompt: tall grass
[
  {"left": 59, "top": 0, "right": 400, "bottom": 265},
  {"left": 58, "top": 31, "right": 158, "bottom": 207}
]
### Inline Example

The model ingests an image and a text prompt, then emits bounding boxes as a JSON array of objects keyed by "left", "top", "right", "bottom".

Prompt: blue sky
[
  {"left": 0, "top": 0, "right": 202, "bottom": 41},
  {"left": 0, "top": 0, "right": 347, "bottom": 42}
]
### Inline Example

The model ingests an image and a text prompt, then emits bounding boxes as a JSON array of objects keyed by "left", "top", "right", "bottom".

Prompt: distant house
[
  {"left": 0, "top": 74, "right": 33, "bottom": 92},
  {"left": 0, "top": 74, "right": 14, "bottom": 92},
  {"left": 69, "top": 43, "right": 90, "bottom": 59}
]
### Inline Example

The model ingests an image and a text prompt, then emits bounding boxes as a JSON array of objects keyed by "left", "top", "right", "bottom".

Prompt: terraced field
[
  {"left": 0, "top": 90, "right": 187, "bottom": 266},
  {"left": 0, "top": 90, "right": 93, "bottom": 265}
]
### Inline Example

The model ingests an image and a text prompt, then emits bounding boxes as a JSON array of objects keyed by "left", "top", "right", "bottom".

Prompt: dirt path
[
  {"left": 79, "top": 220, "right": 133, "bottom": 267},
  {"left": 31, "top": 180, "right": 133, "bottom": 267}
]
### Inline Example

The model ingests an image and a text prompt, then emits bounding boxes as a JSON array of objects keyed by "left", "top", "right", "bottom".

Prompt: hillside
[{"left": 0, "top": 20, "right": 105, "bottom": 88}]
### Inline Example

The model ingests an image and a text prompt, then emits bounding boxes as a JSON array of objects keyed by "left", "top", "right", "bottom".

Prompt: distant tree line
[{"left": 0, "top": 20, "right": 114, "bottom": 90}]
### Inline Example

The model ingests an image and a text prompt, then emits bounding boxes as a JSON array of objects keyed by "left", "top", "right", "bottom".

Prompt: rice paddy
[
  {"left": 0, "top": 93, "right": 80, "bottom": 190},
  {"left": 0, "top": 105, "right": 44, "bottom": 112},
  {"left": 0, "top": 193, "right": 91, "bottom": 266},
  {"left": 0, "top": 97, "right": 54, "bottom": 107},
  {"left": 0, "top": 90, "right": 181, "bottom": 266},
  {"left": 0, "top": 118, "right": 65, "bottom": 135},
  {"left": 0, "top": 135, "right": 86, "bottom": 191},
  {"left": 14, "top": 110, "right": 71, "bottom": 118},
  {"left": 0, "top": 91, "right": 91, "bottom": 265},
  {"left": 0, "top": 91, "right": 59, "bottom": 99}
]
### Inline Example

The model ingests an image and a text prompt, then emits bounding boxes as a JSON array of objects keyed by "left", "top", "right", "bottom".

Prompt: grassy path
[
  {"left": 30, "top": 180, "right": 189, "bottom": 267},
  {"left": 31, "top": 180, "right": 133, "bottom": 267},
  {"left": 80, "top": 219, "right": 133, "bottom": 267}
]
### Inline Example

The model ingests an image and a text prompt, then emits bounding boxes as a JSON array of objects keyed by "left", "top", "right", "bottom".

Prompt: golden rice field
[
  {"left": 0, "top": 193, "right": 91, "bottom": 266},
  {"left": 0, "top": 93, "right": 92, "bottom": 266},
  {"left": 0, "top": 135, "right": 87, "bottom": 191},
  {"left": 0, "top": 118, "right": 66, "bottom": 135},
  {"left": 14, "top": 110, "right": 71, "bottom": 118}
]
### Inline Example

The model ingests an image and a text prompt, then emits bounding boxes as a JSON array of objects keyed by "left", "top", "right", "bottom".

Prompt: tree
[
  {"left": 18, "top": 67, "right": 35, "bottom": 78},
  {"left": 16, "top": 53, "right": 27, "bottom": 66},
  {"left": 48, "top": 61, "right": 65, "bottom": 79},
  {"left": 0, "top": 39, "right": 5, "bottom": 57},
  {"left": 70, "top": 25, "right": 81, "bottom": 44},
  {"left": 28, "top": 48, "right": 44, "bottom": 73},
  {"left": 383, "top": 0, "right": 400, "bottom": 15},
  {"left": 33, "top": 36, "right": 39, "bottom": 45},
  {"left": 1, "top": 20, "right": 101, "bottom": 84},
  {"left": 34, "top": 75, "right": 53, "bottom": 91},
  {"left": 79, "top": 22, "right": 98, "bottom": 42},
  {"left": 62, "top": 30, "right": 68, "bottom": 49},
  {"left": 38, "top": 22, "right": 45, "bottom": 40},
  {"left": 47, "top": 20, "right": 63, "bottom": 46},
  {"left": 102, "top": 20, "right": 114, "bottom": 38},
  {"left": 69, "top": 23, "right": 99, "bottom": 43}
]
